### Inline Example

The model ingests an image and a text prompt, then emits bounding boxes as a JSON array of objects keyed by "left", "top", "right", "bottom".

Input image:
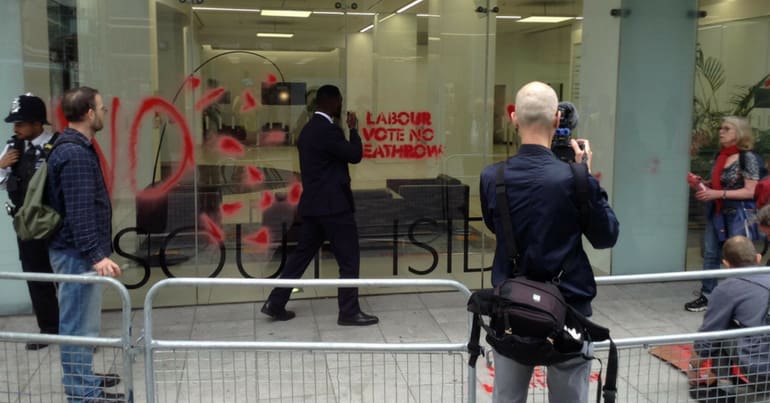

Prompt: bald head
[{"left": 514, "top": 81, "right": 558, "bottom": 131}]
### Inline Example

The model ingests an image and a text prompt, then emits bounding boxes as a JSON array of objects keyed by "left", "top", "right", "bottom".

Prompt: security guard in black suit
[
  {"left": 261, "top": 85, "right": 378, "bottom": 326},
  {"left": 1, "top": 94, "right": 59, "bottom": 349}
]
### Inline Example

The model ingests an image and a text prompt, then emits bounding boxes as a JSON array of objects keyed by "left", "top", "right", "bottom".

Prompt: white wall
[{"left": 495, "top": 25, "right": 573, "bottom": 107}]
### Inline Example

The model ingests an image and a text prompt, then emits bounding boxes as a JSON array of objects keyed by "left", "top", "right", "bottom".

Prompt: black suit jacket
[{"left": 296, "top": 114, "right": 362, "bottom": 217}]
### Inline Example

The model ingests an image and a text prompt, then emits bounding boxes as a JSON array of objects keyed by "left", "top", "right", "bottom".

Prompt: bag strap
[
  {"left": 467, "top": 312, "right": 484, "bottom": 368},
  {"left": 495, "top": 163, "right": 520, "bottom": 273},
  {"left": 570, "top": 162, "right": 590, "bottom": 231},
  {"left": 596, "top": 339, "right": 618, "bottom": 403}
]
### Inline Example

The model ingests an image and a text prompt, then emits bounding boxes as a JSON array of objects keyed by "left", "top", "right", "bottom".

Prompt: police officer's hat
[{"left": 4, "top": 94, "right": 50, "bottom": 125}]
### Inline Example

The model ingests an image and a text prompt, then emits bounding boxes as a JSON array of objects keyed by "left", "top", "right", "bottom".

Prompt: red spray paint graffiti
[{"left": 362, "top": 111, "right": 442, "bottom": 159}]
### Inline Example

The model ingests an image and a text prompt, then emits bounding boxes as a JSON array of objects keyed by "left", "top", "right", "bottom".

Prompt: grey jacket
[{"left": 695, "top": 273, "right": 770, "bottom": 375}]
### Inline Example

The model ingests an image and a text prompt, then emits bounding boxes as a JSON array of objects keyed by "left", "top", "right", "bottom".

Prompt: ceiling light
[
  {"left": 347, "top": 12, "right": 376, "bottom": 16},
  {"left": 313, "top": 11, "right": 345, "bottom": 15},
  {"left": 576, "top": 16, "right": 584, "bottom": 20},
  {"left": 517, "top": 16, "right": 574, "bottom": 23},
  {"left": 261, "top": 10, "right": 311, "bottom": 18},
  {"left": 417, "top": 14, "right": 439, "bottom": 18},
  {"left": 396, "top": 0, "right": 423, "bottom": 14},
  {"left": 257, "top": 33, "right": 294, "bottom": 38},
  {"left": 379, "top": 13, "right": 396, "bottom": 23},
  {"left": 192, "top": 7, "right": 260, "bottom": 13},
  {"left": 496, "top": 15, "right": 522, "bottom": 20},
  {"left": 360, "top": 24, "right": 374, "bottom": 33}
]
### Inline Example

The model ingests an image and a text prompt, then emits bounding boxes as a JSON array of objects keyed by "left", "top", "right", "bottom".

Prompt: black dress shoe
[
  {"left": 338, "top": 312, "right": 379, "bottom": 326},
  {"left": 261, "top": 301, "right": 296, "bottom": 321},
  {"left": 25, "top": 342, "right": 48, "bottom": 351},
  {"left": 86, "top": 391, "right": 126, "bottom": 402},
  {"left": 95, "top": 372, "right": 121, "bottom": 388}
]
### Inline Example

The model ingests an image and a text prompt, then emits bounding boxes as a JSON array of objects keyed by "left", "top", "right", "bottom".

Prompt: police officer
[{"left": 0, "top": 94, "right": 59, "bottom": 350}]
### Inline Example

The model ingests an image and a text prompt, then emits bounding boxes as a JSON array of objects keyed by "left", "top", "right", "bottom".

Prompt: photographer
[
  {"left": 479, "top": 81, "right": 619, "bottom": 402},
  {"left": 0, "top": 94, "right": 59, "bottom": 350}
]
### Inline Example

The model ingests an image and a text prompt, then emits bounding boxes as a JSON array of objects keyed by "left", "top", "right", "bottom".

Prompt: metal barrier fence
[
  {"left": 0, "top": 271, "right": 134, "bottom": 402},
  {"left": 511, "top": 266, "right": 770, "bottom": 403},
  {"left": 143, "top": 278, "right": 474, "bottom": 403},
  {"left": 6, "top": 267, "right": 770, "bottom": 402}
]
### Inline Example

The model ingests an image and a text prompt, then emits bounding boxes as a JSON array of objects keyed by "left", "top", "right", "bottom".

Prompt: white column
[{"left": 0, "top": 0, "right": 32, "bottom": 314}]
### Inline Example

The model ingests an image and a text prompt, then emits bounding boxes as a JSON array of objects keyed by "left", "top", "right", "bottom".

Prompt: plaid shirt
[{"left": 46, "top": 128, "right": 113, "bottom": 264}]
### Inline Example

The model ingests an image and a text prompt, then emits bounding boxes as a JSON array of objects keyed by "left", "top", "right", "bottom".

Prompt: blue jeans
[
  {"left": 492, "top": 350, "right": 592, "bottom": 403},
  {"left": 49, "top": 249, "right": 104, "bottom": 402},
  {"left": 701, "top": 200, "right": 759, "bottom": 296}
]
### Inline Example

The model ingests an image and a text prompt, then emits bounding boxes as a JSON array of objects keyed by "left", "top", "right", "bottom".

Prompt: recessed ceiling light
[
  {"left": 417, "top": 14, "right": 439, "bottom": 18},
  {"left": 396, "top": 0, "right": 424, "bottom": 14},
  {"left": 347, "top": 12, "right": 376, "bottom": 16},
  {"left": 261, "top": 9, "right": 311, "bottom": 18},
  {"left": 313, "top": 11, "right": 345, "bottom": 15},
  {"left": 379, "top": 13, "right": 396, "bottom": 23},
  {"left": 257, "top": 33, "right": 294, "bottom": 38},
  {"left": 517, "top": 16, "right": 574, "bottom": 23},
  {"left": 496, "top": 15, "right": 522, "bottom": 20},
  {"left": 576, "top": 16, "right": 584, "bottom": 20},
  {"left": 360, "top": 24, "right": 374, "bottom": 33},
  {"left": 192, "top": 7, "right": 260, "bottom": 13}
]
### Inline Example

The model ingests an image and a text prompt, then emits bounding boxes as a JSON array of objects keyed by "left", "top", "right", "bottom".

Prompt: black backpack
[{"left": 467, "top": 161, "right": 618, "bottom": 403}]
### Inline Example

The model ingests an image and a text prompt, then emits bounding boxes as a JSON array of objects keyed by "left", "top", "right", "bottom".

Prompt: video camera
[{"left": 550, "top": 101, "right": 582, "bottom": 163}]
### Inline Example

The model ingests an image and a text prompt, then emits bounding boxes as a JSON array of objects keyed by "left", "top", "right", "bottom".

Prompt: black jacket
[
  {"left": 296, "top": 114, "right": 362, "bottom": 217},
  {"left": 480, "top": 144, "right": 619, "bottom": 316}
]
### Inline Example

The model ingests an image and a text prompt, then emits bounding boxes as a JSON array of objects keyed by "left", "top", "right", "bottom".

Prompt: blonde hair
[
  {"left": 722, "top": 236, "right": 758, "bottom": 267},
  {"left": 723, "top": 116, "right": 754, "bottom": 151}
]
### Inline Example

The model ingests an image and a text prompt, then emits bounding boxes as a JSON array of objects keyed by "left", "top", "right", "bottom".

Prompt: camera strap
[{"left": 495, "top": 163, "right": 520, "bottom": 274}]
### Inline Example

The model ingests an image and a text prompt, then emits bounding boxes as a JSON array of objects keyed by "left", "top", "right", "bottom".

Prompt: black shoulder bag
[{"left": 467, "top": 161, "right": 618, "bottom": 403}]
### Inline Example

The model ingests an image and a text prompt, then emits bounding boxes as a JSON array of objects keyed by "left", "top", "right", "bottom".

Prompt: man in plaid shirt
[{"left": 46, "top": 87, "right": 123, "bottom": 402}]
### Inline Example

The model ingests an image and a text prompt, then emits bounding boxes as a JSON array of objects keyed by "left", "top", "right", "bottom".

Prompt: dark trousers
[
  {"left": 18, "top": 238, "right": 59, "bottom": 334},
  {"left": 267, "top": 212, "right": 361, "bottom": 317}
]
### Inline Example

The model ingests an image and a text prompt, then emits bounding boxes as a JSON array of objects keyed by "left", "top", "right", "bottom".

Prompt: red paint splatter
[
  {"left": 482, "top": 383, "right": 493, "bottom": 393},
  {"left": 260, "top": 191, "right": 275, "bottom": 210},
  {"left": 246, "top": 166, "right": 264, "bottom": 185},
  {"left": 194, "top": 87, "right": 227, "bottom": 112},
  {"left": 200, "top": 213, "right": 224, "bottom": 245},
  {"left": 221, "top": 202, "right": 244, "bottom": 217},
  {"left": 185, "top": 75, "right": 201, "bottom": 91},
  {"left": 649, "top": 157, "right": 660, "bottom": 175},
  {"left": 764, "top": 78, "right": 770, "bottom": 88},
  {"left": 266, "top": 73, "right": 277, "bottom": 84},
  {"left": 288, "top": 183, "right": 302, "bottom": 205},
  {"left": 55, "top": 102, "right": 68, "bottom": 133},
  {"left": 244, "top": 227, "right": 270, "bottom": 248},
  {"left": 216, "top": 136, "right": 245, "bottom": 157},
  {"left": 590, "top": 372, "right": 600, "bottom": 382},
  {"left": 593, "top": 171, "right": 602, "bottom": 181},
  {"left": 130, "top": 96, "right": 195, "bottom": 200},
  {"left": 506, "top": 104, "right": 515, "bottom": 120},
  {"left": 261, "top": 130, "right": 287, "bottom": 146},
  {"left": 241, "top": 89, "right": 258, "bottom": 112}
]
